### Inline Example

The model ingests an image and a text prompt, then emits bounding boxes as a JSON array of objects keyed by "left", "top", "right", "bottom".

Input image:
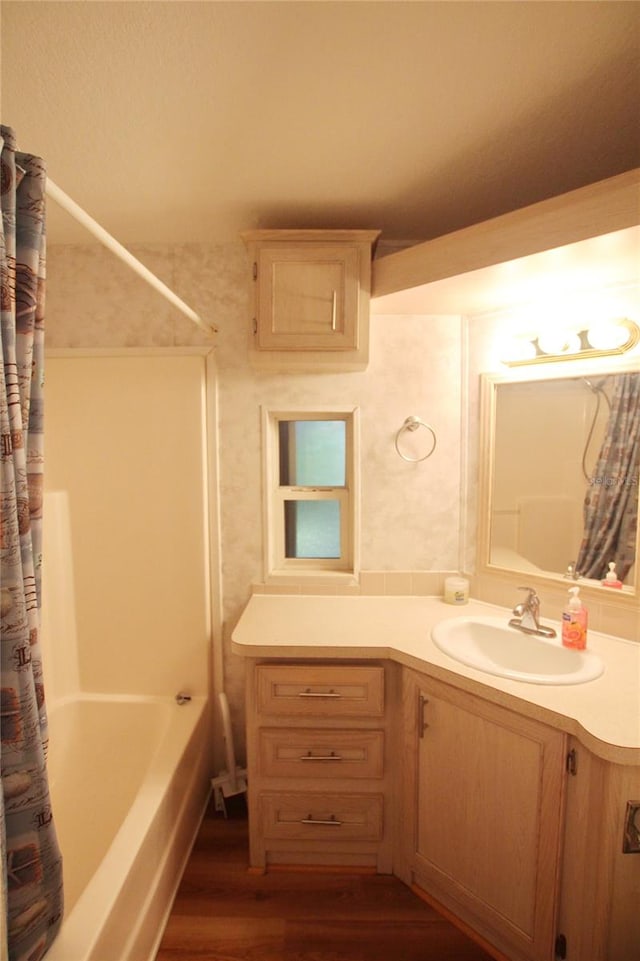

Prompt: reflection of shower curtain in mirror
[{"left": 576, "top": 372, "right": 640, "bottom": 581}]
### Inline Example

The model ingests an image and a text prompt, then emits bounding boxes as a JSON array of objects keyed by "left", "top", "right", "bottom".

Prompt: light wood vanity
[
  {"left": 233, "top": 593, "right": 640, "bottom": 961},
  {"left": 246, "top": 661, "right": 394, "bottom": 872}
]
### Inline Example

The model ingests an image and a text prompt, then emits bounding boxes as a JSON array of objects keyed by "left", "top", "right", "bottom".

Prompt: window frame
[{"left": 261, "top": 406, "right": 360, "bottom": 582}]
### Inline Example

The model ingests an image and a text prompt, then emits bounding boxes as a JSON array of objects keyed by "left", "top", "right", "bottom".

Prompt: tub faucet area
[{"left": 509, "top": 587, "right": 557, "bottom": 638}]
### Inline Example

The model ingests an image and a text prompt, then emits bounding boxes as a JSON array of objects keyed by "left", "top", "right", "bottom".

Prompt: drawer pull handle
[
  {"left": 301, "top": 814, "right": 343, "bottom": 827},
  {"left": 419, "top": 694, "right": 429, "bottom": 738},
  {"left": 298, "top": 688, "right": 342, "bottom": 699},
  {"left": 299, "top": 751, "right": 343, "bottom": 761}
]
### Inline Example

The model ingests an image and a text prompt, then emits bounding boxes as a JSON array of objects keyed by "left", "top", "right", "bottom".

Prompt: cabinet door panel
[
  {"left": 257, "top": 245, "right": 360, "bottom": 350},
  {"left": 272, "top": 261, "right": 344, "bottom": 336},
  {"left": 409, "top": 675, "right": 565, "bottom": 961},
  {"left": 418, "top": 696, "right": 542, "bottom": 932}
]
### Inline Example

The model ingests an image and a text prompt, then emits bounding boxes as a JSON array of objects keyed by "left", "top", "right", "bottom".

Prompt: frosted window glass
[
  {"left": 279, "top": 420, "right": 346, "bottom": 486},
  {"left": 284, "top": 501, "right": 341, "bottom": 558}
]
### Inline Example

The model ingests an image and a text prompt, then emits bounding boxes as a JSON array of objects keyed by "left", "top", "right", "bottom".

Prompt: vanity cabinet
[
  {"left": 556, "top": 738, "right": 640, "bottom": 961},
  {"left": 245, "top": 661, "right": 395, "bottom": 871},
  {"left": 234, "top": 594, "right": 640, "bottom": 960},
  {"left": 400, "top": 669, "right": 566, "bottom": 961},
  {"left": 240, "top": 229, "right": 380, "bottom": 371}
]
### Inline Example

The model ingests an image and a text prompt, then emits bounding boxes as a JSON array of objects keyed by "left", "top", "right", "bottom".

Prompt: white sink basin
[{"left": 431, "top": 616, "right": 605, "bottom": 685}]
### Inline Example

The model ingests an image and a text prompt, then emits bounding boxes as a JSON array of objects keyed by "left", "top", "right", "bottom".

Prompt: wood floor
[{"left": 155, "top": 797, "right": 496, "bottom": 961}]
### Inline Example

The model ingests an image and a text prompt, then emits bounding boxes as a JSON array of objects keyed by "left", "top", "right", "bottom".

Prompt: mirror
[{"left": 479, "top": 363, "right": 640, "bottom": 596}]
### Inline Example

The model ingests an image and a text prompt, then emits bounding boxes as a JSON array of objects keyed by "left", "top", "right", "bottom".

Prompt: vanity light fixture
[{"left": 503, "top": 317, "right": 640, "bottom": 367}]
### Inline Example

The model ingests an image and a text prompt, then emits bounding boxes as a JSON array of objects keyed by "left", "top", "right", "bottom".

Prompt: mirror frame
[{"left": 477, "top": 356, "right": 640, "bottom": 606}]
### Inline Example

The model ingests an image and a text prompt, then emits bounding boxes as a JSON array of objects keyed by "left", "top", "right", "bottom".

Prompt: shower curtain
[
  {"left": 1, "top": 127, "right": 63, "bottom": 960},
  {"left": 576, "top": 372, "right": 640, "bottom": 581}
]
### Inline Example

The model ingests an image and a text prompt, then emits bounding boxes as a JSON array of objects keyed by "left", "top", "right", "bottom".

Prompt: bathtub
[{"left": 44, "top": 693, "right": 211, "bottom": 961}]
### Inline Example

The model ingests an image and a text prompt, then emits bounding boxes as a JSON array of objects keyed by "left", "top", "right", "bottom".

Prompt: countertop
[{"left": 232, "top": 593, "right": 640, "bottom": 765}]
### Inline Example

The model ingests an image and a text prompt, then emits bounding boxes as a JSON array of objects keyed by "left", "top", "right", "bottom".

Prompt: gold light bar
[{"left": 503, "top": 317, "right": 639, "bottom": 367}]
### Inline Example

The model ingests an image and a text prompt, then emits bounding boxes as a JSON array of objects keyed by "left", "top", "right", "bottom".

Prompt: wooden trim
[
  {"left": 266, "top": 862, "right": 377, "bottom": 875},
  {"left": 241, "top": 228, "right": 381, "bottom": 245},
  {"left": 372, "top": 168, "right": 640, "bottom": 297},
  {"left": 410, "top": 884, "right": 510, "bottom": 961},
  {"left": 261, "top": 407, "right": 358, "bottom": 578}
]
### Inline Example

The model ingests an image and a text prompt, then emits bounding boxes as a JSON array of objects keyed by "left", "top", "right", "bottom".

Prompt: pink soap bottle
[{"left": 561, "top": 586, "right": 588, "bottom": 650}]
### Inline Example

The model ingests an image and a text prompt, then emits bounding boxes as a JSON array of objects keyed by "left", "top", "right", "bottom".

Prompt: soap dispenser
[
  {"left": 561, "top": 586, "right": 588, "bottom": 650},
  {"left": 602, "top": 561, "right": 623, "bottom": 589}
]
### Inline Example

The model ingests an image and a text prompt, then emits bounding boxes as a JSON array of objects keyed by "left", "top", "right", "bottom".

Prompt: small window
[{"left": 262, "top": 409, "right": 359, "bottom": 578}]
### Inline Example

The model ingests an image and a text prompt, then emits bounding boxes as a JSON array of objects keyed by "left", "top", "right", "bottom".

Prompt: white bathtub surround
[
  {"left": 43, "top": 355, "right": 211, "bottom": 698},
  {"left": 40, "top": 491, "right": 80, "bottom": 702},
  {"left": 40, "top": 348, "right": 216, "bottom": 961}
]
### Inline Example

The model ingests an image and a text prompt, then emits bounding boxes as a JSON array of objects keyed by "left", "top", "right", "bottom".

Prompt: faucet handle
[
  {"left": 518, "top": 585, "right": 537, "bottom": 594},
  {"left": 518, "top": 586, "right": 539, "bottom": 605}
]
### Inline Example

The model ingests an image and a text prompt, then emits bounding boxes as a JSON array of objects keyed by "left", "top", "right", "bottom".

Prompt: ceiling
[{"left": 1, "top": 1, "right": 639, "bottom": 249}]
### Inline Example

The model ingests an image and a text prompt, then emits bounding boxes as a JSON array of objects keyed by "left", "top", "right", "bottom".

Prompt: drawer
[
  {"left": 258, "top": 728, "right": 384, "bottom": 779},
  {"left": 259, "top": 791, "right": 383, "bottom": 842},
  {"left": 256, "top": 664, "right": 384, "bottom": 718}
]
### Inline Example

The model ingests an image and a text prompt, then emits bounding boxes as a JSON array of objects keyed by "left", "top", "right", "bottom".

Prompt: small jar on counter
[{"left": 444, "top": 575, "right": 469, "bottom": 605}]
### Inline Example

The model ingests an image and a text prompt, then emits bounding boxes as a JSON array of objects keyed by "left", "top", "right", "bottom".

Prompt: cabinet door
[
  {"left": 557, "top": 741, "right": 640, "bottom": 961},
  {"left": 256, "top": 245, "right": 360, "bottom": 350},
  {"left": 407, "top": 672, "right": 565, "bottom": 961}
]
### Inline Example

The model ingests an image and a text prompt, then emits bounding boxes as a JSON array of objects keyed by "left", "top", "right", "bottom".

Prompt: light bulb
[
  {"left": 503, "top": 337, "right": 537, "bottom": 364},
  {"left": 586, "top": 321, "right": 629, "bottom": 351},
  {"left": 537, "top": 331, "right": 581, "bottom": 356}
]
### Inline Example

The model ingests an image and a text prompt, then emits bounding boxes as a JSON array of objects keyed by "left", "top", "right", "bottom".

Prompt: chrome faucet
[{"left": 509, "top": 587, "right": 556, "bottom": 638}]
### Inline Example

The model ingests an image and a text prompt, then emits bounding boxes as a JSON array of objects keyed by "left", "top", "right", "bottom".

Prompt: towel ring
[{"left": 395, "top": 416, "right": 437, "bottom": 463}]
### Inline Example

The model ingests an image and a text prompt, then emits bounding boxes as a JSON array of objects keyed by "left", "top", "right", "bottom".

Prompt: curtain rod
[{"left": 45, "top": 178, "right": 218, "bottom": 335}]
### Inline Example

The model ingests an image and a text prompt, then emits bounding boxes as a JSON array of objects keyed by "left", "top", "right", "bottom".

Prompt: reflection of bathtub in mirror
[
  {"left": 491, "top": 494, "right": 583, "bottom": 576},
  {"left": 489, "top": 545, "right": 546, "bottom": 575},
  {"left": 489, "top": 544, "right": 635, "bottom": 593}
]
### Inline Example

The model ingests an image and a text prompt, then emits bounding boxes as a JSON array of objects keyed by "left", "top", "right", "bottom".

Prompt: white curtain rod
[{"left": 45, "top": 178, "right": 217, "bottom": 335}]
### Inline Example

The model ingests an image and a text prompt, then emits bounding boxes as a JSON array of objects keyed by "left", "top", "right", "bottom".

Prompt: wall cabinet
[
  {"left": 240, "top": 229, "right": 380, "bottom": 371},
  {"left": 401, "top": 670, "right": 566, "bottom": 961},
  {"left": 245, "top": 661, "right": 395, "bottom": 871}
]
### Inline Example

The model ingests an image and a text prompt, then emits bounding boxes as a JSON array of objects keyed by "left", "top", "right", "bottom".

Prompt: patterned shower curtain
[
  {"left": 1, "top": 127, "right": 63, "bottom": 960},
  {"left": 576, "top": 372, "right": 640, "bottom": 581}
]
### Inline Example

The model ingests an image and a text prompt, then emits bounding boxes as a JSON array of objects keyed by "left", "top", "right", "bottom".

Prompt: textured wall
[
  {"left": 45, "top": 241, "right": 464, "bottom": 752},
  {"left": 45, "top": 241, "right": 640, "bottom": 751}
]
